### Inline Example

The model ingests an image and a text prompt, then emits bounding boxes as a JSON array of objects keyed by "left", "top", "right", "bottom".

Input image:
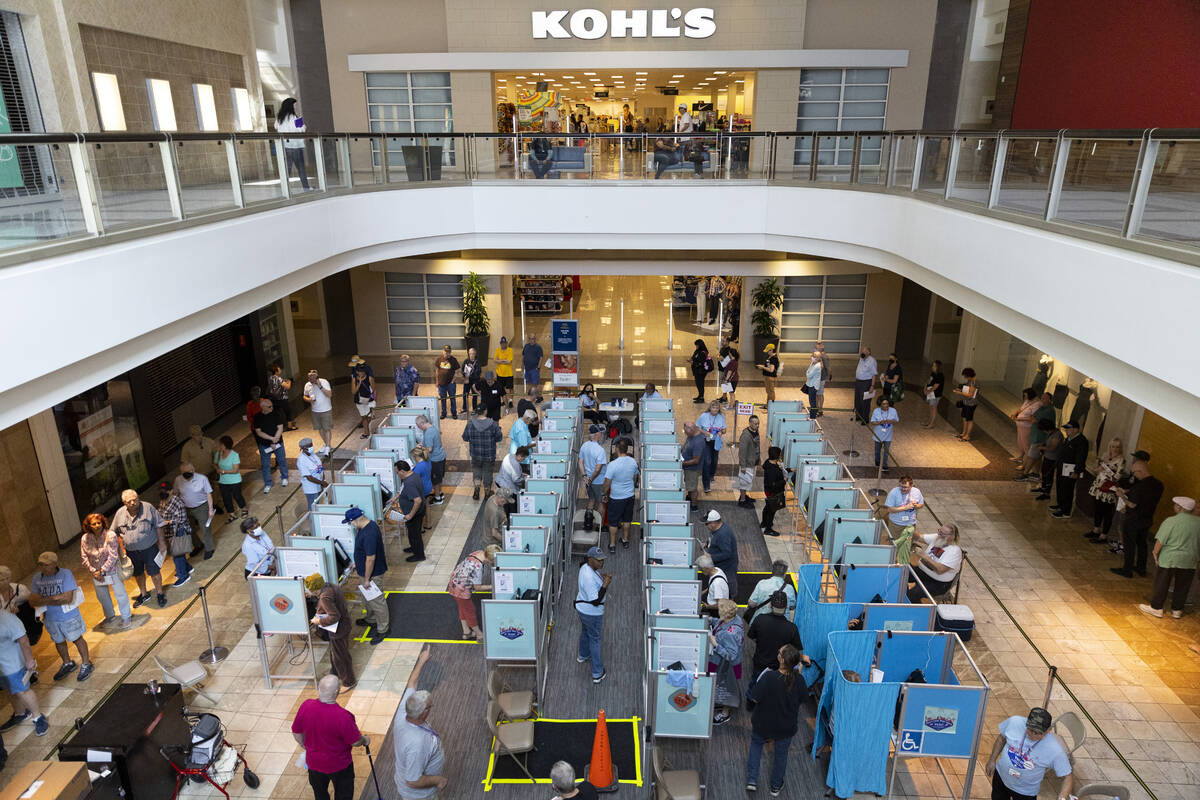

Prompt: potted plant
[
  {"left": 750, "top": 277, "right": 783, "bottom": 356},
  {"left": 461, "top": 271, "right": 491, "bottom": 362}
]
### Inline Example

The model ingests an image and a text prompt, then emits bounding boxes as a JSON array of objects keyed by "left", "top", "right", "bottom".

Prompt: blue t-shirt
[
  {"left": 681, "top": 434, "right": 706, "bottom": 471},
  {"left": 996, "top": 716, "right": 1071, "bottom": 797},
  {"left": 575, "top": 563, "right": 605, "bottom": 617},
  {"left": 697, "top": 411, "right": 727, "bottom": 450},
  {"left": 414, "top": 461, "right": 433, "bottom": 495},
  {"left": 870, "top": 407, "right": 899, "bottom": 442},
  {"left": 606, "top": 456, "right": 639, "bottom": 500},
  {"left": 522, "top": 343, "right": 544, "bottom": 370},
  {"left": 353, "top": 521, "right": 387, "bottom": 578},
  {"left": 422, "top": 427, "right": 445, "bottom": 462},
  {"left": 579, "top": 440, "right": 608, "bottom": 485},
  {"left": 884, "top": 485, "right": 924, "bottom": 526},
  {"left": 0, "top": 610, "right": 27, "bottom": 674},
  {"left": 31, "top": 568, "right": 80, "bottom": 623}
]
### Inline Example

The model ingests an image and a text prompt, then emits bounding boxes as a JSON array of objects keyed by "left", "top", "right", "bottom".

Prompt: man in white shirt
[
  {"left": 575, "top": 547, "right": 611, "bottom": 684},
  {"left": 174, "top": 465, "right": 215, "bottom": 559},
  {"left": 642, "top": 383, "right": 663, "bottom": 401},
  {"left": 302, "top": 369, "right": 334, "bottom": 455},
  {"left": 393, "top": 645, "right": 447, "bottom": 799},
  {"left": 986, "top": 708, "right": 1073, "bottom": 800},
  {"left": 578, "top": 424, "right": 608, "bottom": 531},
  {"left": 695, "top": 554, "right": 729, "bottom": 613},
  {"left": 297, "top": 438, "right": 327, "bottom": 511},
  {"left": 676, "top": 103, "right": 694, "bottom": 133},
  {"left": 854, "top": 346, "right": 879, "bottom": 425}
]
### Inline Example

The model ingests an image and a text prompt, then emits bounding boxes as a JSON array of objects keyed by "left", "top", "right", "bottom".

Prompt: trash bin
[{"left": 400, "top": 145, "right": 443, "bottom": 181}]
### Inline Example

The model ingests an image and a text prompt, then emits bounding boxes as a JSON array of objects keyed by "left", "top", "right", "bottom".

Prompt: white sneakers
[
  {"left": 281, "top": 478, "right": 289, "bottom": 486},
  {"left": 1138, "top": 604, "right": 1163, "bottom": 618}
]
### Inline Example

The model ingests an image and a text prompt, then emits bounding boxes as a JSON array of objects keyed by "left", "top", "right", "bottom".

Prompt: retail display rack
[{"left": 518, "top": 276, "right": 564, "bottom": 313}]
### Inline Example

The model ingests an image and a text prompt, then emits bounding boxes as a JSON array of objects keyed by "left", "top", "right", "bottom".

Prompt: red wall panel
[{"left": 1012, "top": 0, "right": 1200, "bottom": 129}]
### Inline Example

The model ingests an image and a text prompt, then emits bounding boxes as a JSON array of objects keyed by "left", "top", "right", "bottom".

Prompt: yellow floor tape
[
  {"left": 481, "top": 716, "right": 643, "bottom": 791},
  {"left": 352, "top": 590, "right": 487, "bottom": 644}
]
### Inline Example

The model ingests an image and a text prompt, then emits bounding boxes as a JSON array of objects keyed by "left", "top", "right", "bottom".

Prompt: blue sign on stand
[{"left": 552, "top": 319, "right": 579, "bottom": 353}]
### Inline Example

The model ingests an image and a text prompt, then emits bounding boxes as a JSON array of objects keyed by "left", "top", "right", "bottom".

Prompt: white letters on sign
[{"left": 532, "top": 8, "right": 716, "bottom": 39}]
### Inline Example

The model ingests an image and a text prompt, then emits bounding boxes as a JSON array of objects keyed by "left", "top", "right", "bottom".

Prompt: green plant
[
  {"left": 750, "top": 277, "right": 783, "bottom": 337},
  {"left": 461, "top": 272, "right": 490, "bottom": 336}
]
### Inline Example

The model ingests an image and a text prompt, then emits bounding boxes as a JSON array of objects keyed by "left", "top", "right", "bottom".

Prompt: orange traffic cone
[{"left": 584, "top": 708, "right": 619, "bottom": 793}]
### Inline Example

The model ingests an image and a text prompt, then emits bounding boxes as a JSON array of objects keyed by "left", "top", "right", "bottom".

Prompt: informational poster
[
  {"left": 552, "top": 354, "right": 579, "bottom": 387},
  {"left": 647, "top": 471, "right": 681, "bottom": 490},
  {"left": 503, "top": 530, "right": 522, "bottom": 552},
  {"left": 536, "top": 440, "right": 552, "bottom": 454},
  {"left": 494, "top": 571, "right": 515, "bottom": 597},
  {"left": 542, "top": 417, "right": 558, "bottom": 432},
  {"left": 642, "top": 399, "right": 671, "bottom": 412},
  {"left": 651, "top": 538, "right": 691, "bottom": 566},
  {"left": 373, "top": 434, "right": 410, "bottom": 462},
  {"left": 651, "top": 502, "right": 689, "bottom": 525},
  {"left": 79, "top": 406, "right": 118, "bottom": 477},
  {"left": 482, "top": 600, "right": 538, "bottom": 661},
  {"left": 276, "top": 547, "right": 325, "bottom": 580},
  {"left": 657, "top": 582, "right": 700, "bottom": 614},
  {"left": 803, "top": 464, "right": 821, "bottom": 484},
  {"left": 531, "top": 463, "right": 548, "bottom": 479},
  {"left": 518, "top": 495, "right": 535, "bottom": 514},
  {"left": 119, "top": 439, "right": 148, "bottom": 487},
  {"left": 644, "top": 419, "right": 675, "bottom": 434},
  {"left": 551, "top": 318, "right": 580, "bottom": 388},
  {"left": 550, "top": 400, "right": 564, "bottom": 410},
  {"left": 656, "top": 630, "right": 705, "bottom": 673}
]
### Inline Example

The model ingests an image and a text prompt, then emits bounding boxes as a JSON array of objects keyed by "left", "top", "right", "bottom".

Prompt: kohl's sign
[{"left": 532, "top": 8, "right": 716, "bottom": 39}]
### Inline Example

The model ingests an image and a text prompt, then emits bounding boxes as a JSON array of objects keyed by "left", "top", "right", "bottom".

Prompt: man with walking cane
[
  {"left": 393, "top": 643, "right": 447, "bottom": 798},
  {"left": 291, "top": 673, "right": 369, "bottom": 800}
]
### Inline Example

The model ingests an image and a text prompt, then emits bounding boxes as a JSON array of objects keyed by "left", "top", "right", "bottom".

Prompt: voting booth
[{"left": 248, "top": 575, "right": 319, "bottom": 688}]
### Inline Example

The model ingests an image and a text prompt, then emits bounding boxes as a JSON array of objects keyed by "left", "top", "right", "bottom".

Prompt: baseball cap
[
  {"left": 1026, "top": 707, "right": 1052, "bottom": 735},
  {"left": 1063, "top": 420, "right": 1079, "bottom": 430},
  {"left": 36, "top": 551, "right": 58, "bottom": 566},
  {"left": 342, "top": 507, "right": 365, "bottom": 524},
  {"left": 769, "top": 590, "right": 788, "bottom": 610},
  {"left": 1173, "top": 496, "right": 1196, "bottom": 512},
  {"left": 705, "top": 510, "right": 722, "bottom": 523},
  {"left": 586, "top": 546, "right": 606, "bottom": 560},
  {"left": 1131, "top": 449, "right": 1151, "bottom": 462},
  {"left": 763, "top": 343, "right": 776, "bottom": 352},
  {"left": 588, "top": 423, "right": 606, "bottom": 434},
  {"left": 298, "top": 437, "right": 314, "bottom": 448},
  {"left": 347, "top": 355, "right": 365, "bottom": 367},
  {"left": 499, "top": 336, "right": 508, "bottom": 343}
]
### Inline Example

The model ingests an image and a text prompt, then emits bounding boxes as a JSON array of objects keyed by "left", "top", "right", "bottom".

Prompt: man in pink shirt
[{"left": 292, "top": 674, "right": 369, "bottom": 800}]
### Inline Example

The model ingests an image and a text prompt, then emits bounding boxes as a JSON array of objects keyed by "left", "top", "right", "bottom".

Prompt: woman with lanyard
[
  {"left": 986, "top": 707, "right": 1073, "bottom": 800},
  {"left": 696, "top": 400, "right": 727, "bottom": 495}
]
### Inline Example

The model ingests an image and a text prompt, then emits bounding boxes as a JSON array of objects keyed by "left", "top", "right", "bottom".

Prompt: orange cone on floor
[{"left": 585, "top": 708, "right": 619, "bottom": 793}]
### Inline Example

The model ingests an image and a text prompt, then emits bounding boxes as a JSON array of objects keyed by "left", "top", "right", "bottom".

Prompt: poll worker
[
  {"left": 393, "top": 644, "right": 447, "bottom": 798},
  {"left": 906, "top": 523, "right": 963, "bottom": 603},
  {"left": 578, "top": 423, "right": 608, "bottom": 531},
  {"left": 292, "top": 673, "right": 368, "bottom": 800},
  {"left": 641, "top": 383, "right": 663, "bottom": 401},
  {"left": 346, "top": 507, "right": 390, "bottom": 644},
  {"left": 575, "top": 546, "right": 611, "bottom": 685},
  {"left": 703, "top": 509, "right": 740, "bottom": 597},
  {"left": 986, "top": 707, "right": 1073, "bottom": 800},
  {"left": 29, "top": 552, "right": 93, "bottom": 683},
  {"left": 882, "top": 475, "right": 924, "bottom": 563},
  {"left": 240, "top": 517, "right": 276, "bottom": 577},
  {"left": 696, "top": 554, "right": 730, "bottom": 613}
]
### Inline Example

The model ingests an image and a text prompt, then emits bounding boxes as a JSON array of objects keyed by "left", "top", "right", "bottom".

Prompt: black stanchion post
[{"left": 197, "top": 582, "right": 229, "bottom": 664}]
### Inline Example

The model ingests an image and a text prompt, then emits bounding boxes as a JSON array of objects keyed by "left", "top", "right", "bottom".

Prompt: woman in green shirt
[
  {"left": 1139, "top": 497, "right": 1200, "bottom": 619},
  {"left": 215, "top": 436, "right": 247, "bottom": 522}
]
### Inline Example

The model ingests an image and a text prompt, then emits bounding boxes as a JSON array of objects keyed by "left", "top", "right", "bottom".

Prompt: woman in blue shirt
[
  {"left": 696, "top": 400, "right": 727, "bottom": 493},
  {"left": 411, "top": 446, "right": 435, "bottom": 533},
  {"left": 870, "top": 396, "right": 899, "bottom": 472}
]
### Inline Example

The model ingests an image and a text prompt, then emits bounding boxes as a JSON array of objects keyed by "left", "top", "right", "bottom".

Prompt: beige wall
[
  {"left": 0, "top": 418, "right": 59, "bottom": 578},
  {"left": 349, "top": 265, "right": 389, "bottom": 356},
  {"left": 860, "top": 271, "right": 903, "bottom": 356}
]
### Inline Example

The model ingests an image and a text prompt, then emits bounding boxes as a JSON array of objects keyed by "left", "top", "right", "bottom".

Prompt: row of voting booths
[
  {"left": 482, "top": 396, "right": 584, "bottom": 701},
  {"left": 640, "top": 397, "right": 720, "bottom": 753},
  {"left": 764, "top": 400, "right": 990, "bottom": 800}
]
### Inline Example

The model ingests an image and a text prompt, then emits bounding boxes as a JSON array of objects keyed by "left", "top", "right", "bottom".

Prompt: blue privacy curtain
[
  {"left": 812, "top": 631, "right": 902, "bottom": 799},
  {"left": 796, "top": 564, "right": 856, "bottom": 680}
]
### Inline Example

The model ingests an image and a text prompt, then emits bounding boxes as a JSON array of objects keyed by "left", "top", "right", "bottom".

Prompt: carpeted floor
[
  {"left": 356, "top": 591, "right": 484, "bottom": 644},
  {"left": 484, "top": 719, "right": 641, "bottom": 785}
]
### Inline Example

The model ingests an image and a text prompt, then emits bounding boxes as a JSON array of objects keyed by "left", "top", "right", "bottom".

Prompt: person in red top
[
  {"left": 246, "top": 386, "right": 263, "bottom": 440},
  {"left": 291, "top": 674, "right": 369, "bottom": 800}
]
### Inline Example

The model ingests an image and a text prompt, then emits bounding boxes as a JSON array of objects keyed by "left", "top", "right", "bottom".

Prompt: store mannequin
[
  {"left": 1031, "top": 357, "right": 1054, "bottom": 397},
  {"left": 1069, "top": 377, "right": 1098, "bottom": 429}
]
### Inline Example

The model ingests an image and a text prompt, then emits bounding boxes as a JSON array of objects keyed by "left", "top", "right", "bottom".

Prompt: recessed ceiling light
[
  {"left": 636, "top": 71, "right": 647, "bottom": 75},
  {"left": 611, "top": 75, "right": 623, "bottom": 78},
  {"left": 563, "top": 75, "right": 575, "bottom": 78},
  {"left": 497, "top": 78, "right": 506, "bottom": 82},
  {"left": 668, "top": 80, "right": 679, "bottom": 84},
  {"left": 705, "top": 76, "right": 716, "bottom": 81},
  {"left": 735, "top": 79, "right": 744, "bottom": 83},
  {"left": 527, "top": 82, "right": 536, "bottom": 85},
  {"left": 584, "top": 72, "right": 596, "bottom": 76},
  {"left": 516, "top": 76, "right": 526, "bottom": 79},
  {"left": 713, "top": 70, "right": 727, "bottom": 75},
  {"left": 671, "top": 74, "right": 684, "bottom": 78}
]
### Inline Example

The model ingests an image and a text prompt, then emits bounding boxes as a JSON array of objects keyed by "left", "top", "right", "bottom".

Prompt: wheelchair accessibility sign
[{"left": 899, "top": 730, "right": 923, "bottom": 754}]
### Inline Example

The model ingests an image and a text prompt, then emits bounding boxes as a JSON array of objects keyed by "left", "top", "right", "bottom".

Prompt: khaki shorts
[{"left": 683, "top": 469, "right": 700, "bottom": 492}]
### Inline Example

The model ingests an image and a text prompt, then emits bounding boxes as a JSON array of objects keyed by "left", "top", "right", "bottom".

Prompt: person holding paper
[
  {"left": 575, "top": 547, "right": 611, "bottom": 684},
  {"left": 1085, "top": 437, "right": 1128, "bottom": 544},
  {"left": 110, "top": 489, "right": 169, "bottom": 609},
  {"left": 240, "top": 517, "right": 276, "bottom": 577},
  {"left": 291, "top": 674, "right": 368, "bottom": 800},
  {"left": 1049, "top": 420, "right": 1088, "bottom": 520},
  {"left": 0, "top": 608, "right": 48, "bottom": 737},
  {"left": 174, "top": 462, "right": 215, "bottom": 559},
  {"left": 951, "top": 367, "right": 979, "bottom": 442},
  {"left": 696, "top": 400, "right": 727, "bottom": 494},
  {"left": 495, "top": 447, "right": 529, "bottom": 511},
  {"left": 681, "top": 423, "right": 706, "bottom": 513},
  {"left": 483, "top": 490, "right": 510, "bottom": 543},
  {"left": 79, "top": 513, "right": 132, "bottom": 628},
  {"left": 853, "top": 346, "right": 879, "bottom": 424},
  {"left": 302, "top": 369, "right": 335, "bottom": 455},
  {"left": 307, "top": 574, "right": 355, "bottom": 689},
  {"left": 882, "top": 476, "right": 924, "bottom": 563},
  {"left": 158, "top": 484, "right": 194, "bottom": 587},
  {"left": 346, "top": 507, "right": 390, "bottom": 644},
  {"left": 907, "top": 523, "right": 963, "bottom": 602},
  {"left": 804, "top": 351, "right": 823, "bottom": 419},
  {"left": 253, "top": 397, "right": 289, "bottom": 492},
  {"left": 448, "top": 544, "right": 500, "bottom": 640},
  {"left": 578, "top": 424, "right": 609, "bottom": 531},
  {"left": 736, "top": 415, "right": 761, "bottom": 508},
  {"left": 869, "top": 396, "right": 899, "bottom": 473},
  {"left": 29, "top": 551, "right": 93, "bottom": 682},
  {"left": 394, "top": 461, "right": 428, "bottom": 563}
]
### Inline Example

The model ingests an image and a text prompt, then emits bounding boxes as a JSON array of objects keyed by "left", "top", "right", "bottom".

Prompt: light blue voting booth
[
  {"left": 644, "top": 523, "right": 692, "bottom": 539},
  {"left": 842, "top": 542, "right": 896, "bottom": 566},
  {"left": 371, "top": 430, "right": 415, "bottom": 462},
  {"left": 797, "top": 461, "right": 846, "bottom": 514},
  {"left": 647, "top": 613, "right": 706, "bottom": 631},
  {"left": 516, "top": 492, "right": 559, "bottom": 516},
  {"left": 524, "top": 478, "right": 567, "bottom": 497},
  {"left": 644, "top": 489, "right": 686, "bottom": 502},
  {"left": 783, "top": 433, "right": 829, "bottom": 471},
  {"left": 644, "top": 469, "right": 683, "bottom": 491},
  {"left": 641, "top": 418, "right": 677, "bottom": 436},
  {"left": 642, "top": 442, "right": 680, "bottom": 461},
  {"left": 354, "top": 450, "right": 398, "bottom": 493},
  {"left": 548, "top": 396, "right": 581, "bottom": 410},
  {"left": 812, "top": 630, "right": 988, "bottom": 800},
  {"left": 650, "top": 672, "right": 716, "bottom": 739},
  {"left": 503, "top": 527, "right": 548, "bottom": 554},
  {"left": 823, "top": 515, "right": 886, "bottom": 564},
  {"left": 766, "top": 400, "right": 804, "bottom": 433},
  {"left": 533, "top": 437, "right": 571, "bottom": 455},
  {"left": 640, "top": 398, "right": 673, "bottom": 413},
  {"left": 647, "top": 565, "right": 697, "bottom": 583},
  {"left": 284, "top": 535, "right": 339, "bottom": 582},
  {"left": 328, "top": 482, "right": 381, "bottom": 521},
  {"left": 494, "top": 551, "right": 544, "bottom": 570},
  {"left": 647, "top": 579, "right": 700, "bottom": 615},
  {"left": 809, "top": 484, "right": 864, "bottom": 534},
  {"left": 647, "top": 627, "right": 709, "bottom": 672},
  {"left": 646, "top": 537, "right": 694, "bottom": 566},
  {"left": 773, "top": 415, "right": 819, "bottom": 448},
  {"left": 643, "top": 459, "right": 682, "bottom": 473},
  {"left": 529, "top": 455, "right": 569, "bottom": 478},
  {"left": 510, "top": 513, "right": 555, "bottom": 532},
  {"left": 645, "top": 501, "right": 689, "bottom": 525},
  {"left": 641, "top": 433, "right": 678, "bottom": 445},
  {"left": 392, "top": 406, "right": 436, "bottom": 432}
]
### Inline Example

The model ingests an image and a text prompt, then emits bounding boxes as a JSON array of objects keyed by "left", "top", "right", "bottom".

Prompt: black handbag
[{"left": 15, "top": 600, "right": 42, "bottom": 646}]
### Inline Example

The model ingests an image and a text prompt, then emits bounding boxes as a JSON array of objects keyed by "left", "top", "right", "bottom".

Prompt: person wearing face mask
[
  {"left": 173, "top": 462, "right": 215, "bottom": 560},
  {"left": 854, "top": 346, "right": 878, "bottom": 425},
  {"left": 297, "top": 438, "right": 328, "bottom": 510},
  {"left": 240, "top": 517, "right": 276, "bottom": 578},
  {"left": 157, "top": 484, "right": 194, "bottom": 588},
  {"left": 882, "top": 353, "right": 903, "bottom": 404}
]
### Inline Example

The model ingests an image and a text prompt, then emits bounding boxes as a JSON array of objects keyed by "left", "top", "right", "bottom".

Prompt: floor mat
[
  {"left": 356, "top": 591, "right": 482, "bottom": 644},
  {"left": 691, "top": 499, "right": 775, "bottom": 573},
  {"left": 484, "top": 718, "right": 642, "bottom": 788}
]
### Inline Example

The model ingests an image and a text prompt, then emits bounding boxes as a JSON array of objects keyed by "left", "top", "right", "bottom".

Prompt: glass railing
[{"left": 0, "top": 128, "right": 1196, "bottom": 261}]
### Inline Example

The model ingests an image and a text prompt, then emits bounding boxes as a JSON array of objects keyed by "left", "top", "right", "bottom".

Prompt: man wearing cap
[
  {"left": 755, "top": 344, "right": 780, "bottom": 405},
  {"left": 704, "top": 510, "right": 740, "bottom": 597},
  {"left": 180, "top": 425, "right": 223, "bottom": 514},
  {"left": 493, "top": 337, "right": 515, "bottom": 412},
  {"left": 394, "top": 461, "right": 427, "bottom": 563},
  {"left": 1139, "top": 496, "right": 1200, "bottom": 618},
  {"left": 483, "top": 489, "right": 510, "bottom": 544},
  {"left": 578, "top": 424, "right": 609, "bottom": 531},
  {"left": 392, "top": 355, "right": 418, "bottom": 405},
  {"left": 29, "top": 551, "right": 93, "bottom": 683},
  {"left": 986, "top": 707, "right": 1073, "bottom": 800},
  {"left": 462, "top": 405, "right": 503, "bottom": 500},
  {"left": 695, "top": 554, "right": 729, "bottom": 611},
  {"left": 173, "top": 463, "right": 215, "bottom": 559},
  {"left": 302, "top": 369, "right": 334, "bottom": 456},
  {"left": 575, "top": 547, "right": 612, "bottom": 684},
  {"left": 681, "top": 422, "right": 706, "bottom": 513},
  {"left": 1049, "top": 421, "right": 1088, "bottom": 520},
  {"left": 346, "top": 507, "right": 390, "bottom": 645},
  {"left": 854, "top": 346, "right": 879, "bottom": 425},
  {"left": 1111, "top": 451, "right": 1164, "bottom": 577},
  {"left": 676, "top": 103, "right": 694, "bottom": 133},
  {"left": 603, "top": 439, "right": 639, "bottom": 552},
  {"left": 297, "top": 439, "right": 327, "bottom": 511},
  {"left": 747, "top": 590, "right": 805, "bottom": 688}
]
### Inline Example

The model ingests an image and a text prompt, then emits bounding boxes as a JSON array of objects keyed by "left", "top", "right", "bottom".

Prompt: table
[{"left": 57, "top": 682, "right": 191, "bottom": 800}]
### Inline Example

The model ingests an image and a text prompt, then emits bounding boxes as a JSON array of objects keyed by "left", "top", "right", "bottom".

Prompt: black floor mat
[
  {"left": 357, "top": 591, "right": 482, "bottom": 643},
  {"left": 486, "top": 719, "right": 641, "bottom": 785}
]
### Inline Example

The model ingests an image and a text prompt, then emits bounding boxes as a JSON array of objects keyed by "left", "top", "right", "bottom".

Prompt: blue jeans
[
  {"left": 874, "top": 440, "right": 891, "bottom": 469},
  {"left": 304, "top": 492, "right": 319, "bottom": 510},
  {"left": 259, "top": 442, "right": 288, "bottom": 486},
  {"left": 803, "top": 385, "right": 819, "bottom": 418},
  {"left": 577, "top": 612, "right": 604, "bottom": 678},
  {"left": 437, "top": 383, "right": 457, "bottom": 417},
  {"left": 701, "top": 442, "right": 718, "bottom": 491},
  {"left": 746, "top": 732, "right": 792, "bottom": 790},
  {"left": 173, "top": 555, "right": 191, "bottom": 581}
]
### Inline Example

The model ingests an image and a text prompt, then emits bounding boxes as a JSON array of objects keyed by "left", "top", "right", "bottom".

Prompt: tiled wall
[{"left": 0, "top": 421, "right": 57, "bottom": 580}]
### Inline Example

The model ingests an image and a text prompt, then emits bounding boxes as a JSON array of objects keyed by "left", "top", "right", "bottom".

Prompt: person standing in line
[
  {"left": 393, "top": 461, "right": 427, "bottom": 564},
  {"left": 291, "top": 673, "right": 368, "bottom": 800},
  {"left": 703, "top": 509, "right": 740, "bottom": 598},
  {"left": 690, "top": 339, "right": 712, "bottom": 403},
  {"left": 1010, "top": 389, "right": 1040, "bottom": 463},
  {"left": 79, "top": 513, "right": 131, "bottom": 628},
  {"left": 814, "top": 341, "right": 831, "bottom": 417},
  {"left": 493, "top": 337, "right": 515, "bottom": 412},
  {"left": 516, "top": 389, "right": 541, "bottom": 438},
  {"left": 393, "top": 355, "right": 419, "bottom": 405},
  {"left": 0, "top": 608, "right": 48, "bottom": 736},
  {"left": 708, "top": 598, "right": 745, "bottom": 726},
  {"left": 303, "top": 369, "right": 334, "bottom": 456},
  {"left": 267, "top": 363, "right": 298, "bottom": 431},
  {"left": 952, "top": 367, "right": 979, "bottom": 442},
  {"left": 736, "top": 414, "right": 761, "bottom": 508},
  {"left": 803, "top": 351, "right": 823, "bottom": 419},
  {"left": 882, "top": 476, "right": 924, "bottom": 563},
  {"left": 275, "top": 97, "right": 310, "bottom": 191},
  {"left": 745, "top": 564, "right": 797, "bottom": 625},
  {"left": 985, "top": 708, "right": 1073, "bottom": 800},
  {"left": 416, "top": 416, "right": 448, "bottom": 506},
  {"left": 245, "top": 386, "right": 263, "bottom": 441},
  {"left": 853, "top": 346, "right": 878, "bottom": 425},
  {"left": 1139, "top": 497, "right": 1200, "bottom": 619},
  {"left": 603, "top": 440, "right": 639, "bottom": 552},
  {"left": 705, "top": 276, "right": 726, "bottom": 325},
  {"left": 1050, "top": 420, "right": 1088, "bottom": 520},
  {"left": 173, "top": 463, "right": 215, "bottom": 560},
  {"left": 681, "top": 422, "right": 706, "bottom": 514},
  {"left": 726, "top": 280, "right": 741, "bottom": 342},
  {"left": 479, "top": 371, "right": 506, "bottom": 422},
  {"left": 240, "top": 517, "right": 276, "bottom": 577},
  {"left": 1085, "top": 438, "right": 1128, "bottom": 545},
  {"left": 462, "top": 406, "right": 503, "bottom": 501},
  {"left": 346, "top": 507, "right": 390, "bottom": 643},
  {"left": 157, "top": 485, "right": 194, "bottom": 587},
  {"left": 1032, "top": 419, "right": 1064, "bottom": 502},
  {"left": 110, "top": 489, "right": 169, "bottom": 608},
  {"left": 696, "top": 400, "right": 727, "bottom": 495},
  {"left": 461, "top": 346, "right": 482, "bottom": 414},
  {"left": 307, "top": 574, "right": 355, "bottom": 689},
  {"left": 521, "top": 334, "right": 544, "bottom": 391},
  {"left": 578, "top": 424, "right": 609, "bottom": 531},
  {"left": 352, "top": 362, "right": 377, "bottom": 440},
  {"left": 575, "top": 547, "right": 611, "bottom": 685},
  {"left": 253, "top": 397, "right": 289, "bottom": 492},
  {"left": 214, "top": 436, "right": 248, "bottom": 522},
  {"left": 922, "top": 360, "right": 945, "bottom": 428},
  {"left": 718, "top": 341, "right": 740, "bottom": 408},
  {"left": 882, "top": 353, "right": 903, "bottom": 405},
  {"left": 761, "top": 446, "right": 787, "bottom": 537},
  {"left": 29, "top": 552, "right": 93, "bottom": 683},
  {"left": 1111, "top": 450, "right": 1164, "bottom": 576},
  {"left": 298, "top": 439, "right": 328, "bottom": 511},
  {"left": 448, "top": 545, "right": 499, "bottom": 639},
  {"left": 433, "top": 346, "right": 460, "bottom": 420},
  {"left": 392, "top": 645, "right": 447, "bottom": 798},
  {"left": 745, "top": 643, "right": 808, "bottom": 795},
  {"left": 755, "top": 343, "right": 780, "bottom": 406},
  {"left": 1016, "top": 393, "right": 1057, "bottom": 481},
  {"left": 870, "top": 396, "right": 899, "bottom": 473},
  {"left": 181, "top": 425, "right": 223, "bottom": 513},
  {"left": 508, "top": 409, "right": 535, "bottom": 455}
]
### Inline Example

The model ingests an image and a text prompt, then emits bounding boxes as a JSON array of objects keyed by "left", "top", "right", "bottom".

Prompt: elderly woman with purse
[
  {"left": 79, "top": 513, "right": 132, "bottom": 628},
  {"left": 157, "top": 485, "right": 195, "bottom": 588},
  {"left": 708, "top": 597, "right": 745, "bottom": 726},
  {"left": 448, "top": 544, "right": 500, "bottom": 640}
]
